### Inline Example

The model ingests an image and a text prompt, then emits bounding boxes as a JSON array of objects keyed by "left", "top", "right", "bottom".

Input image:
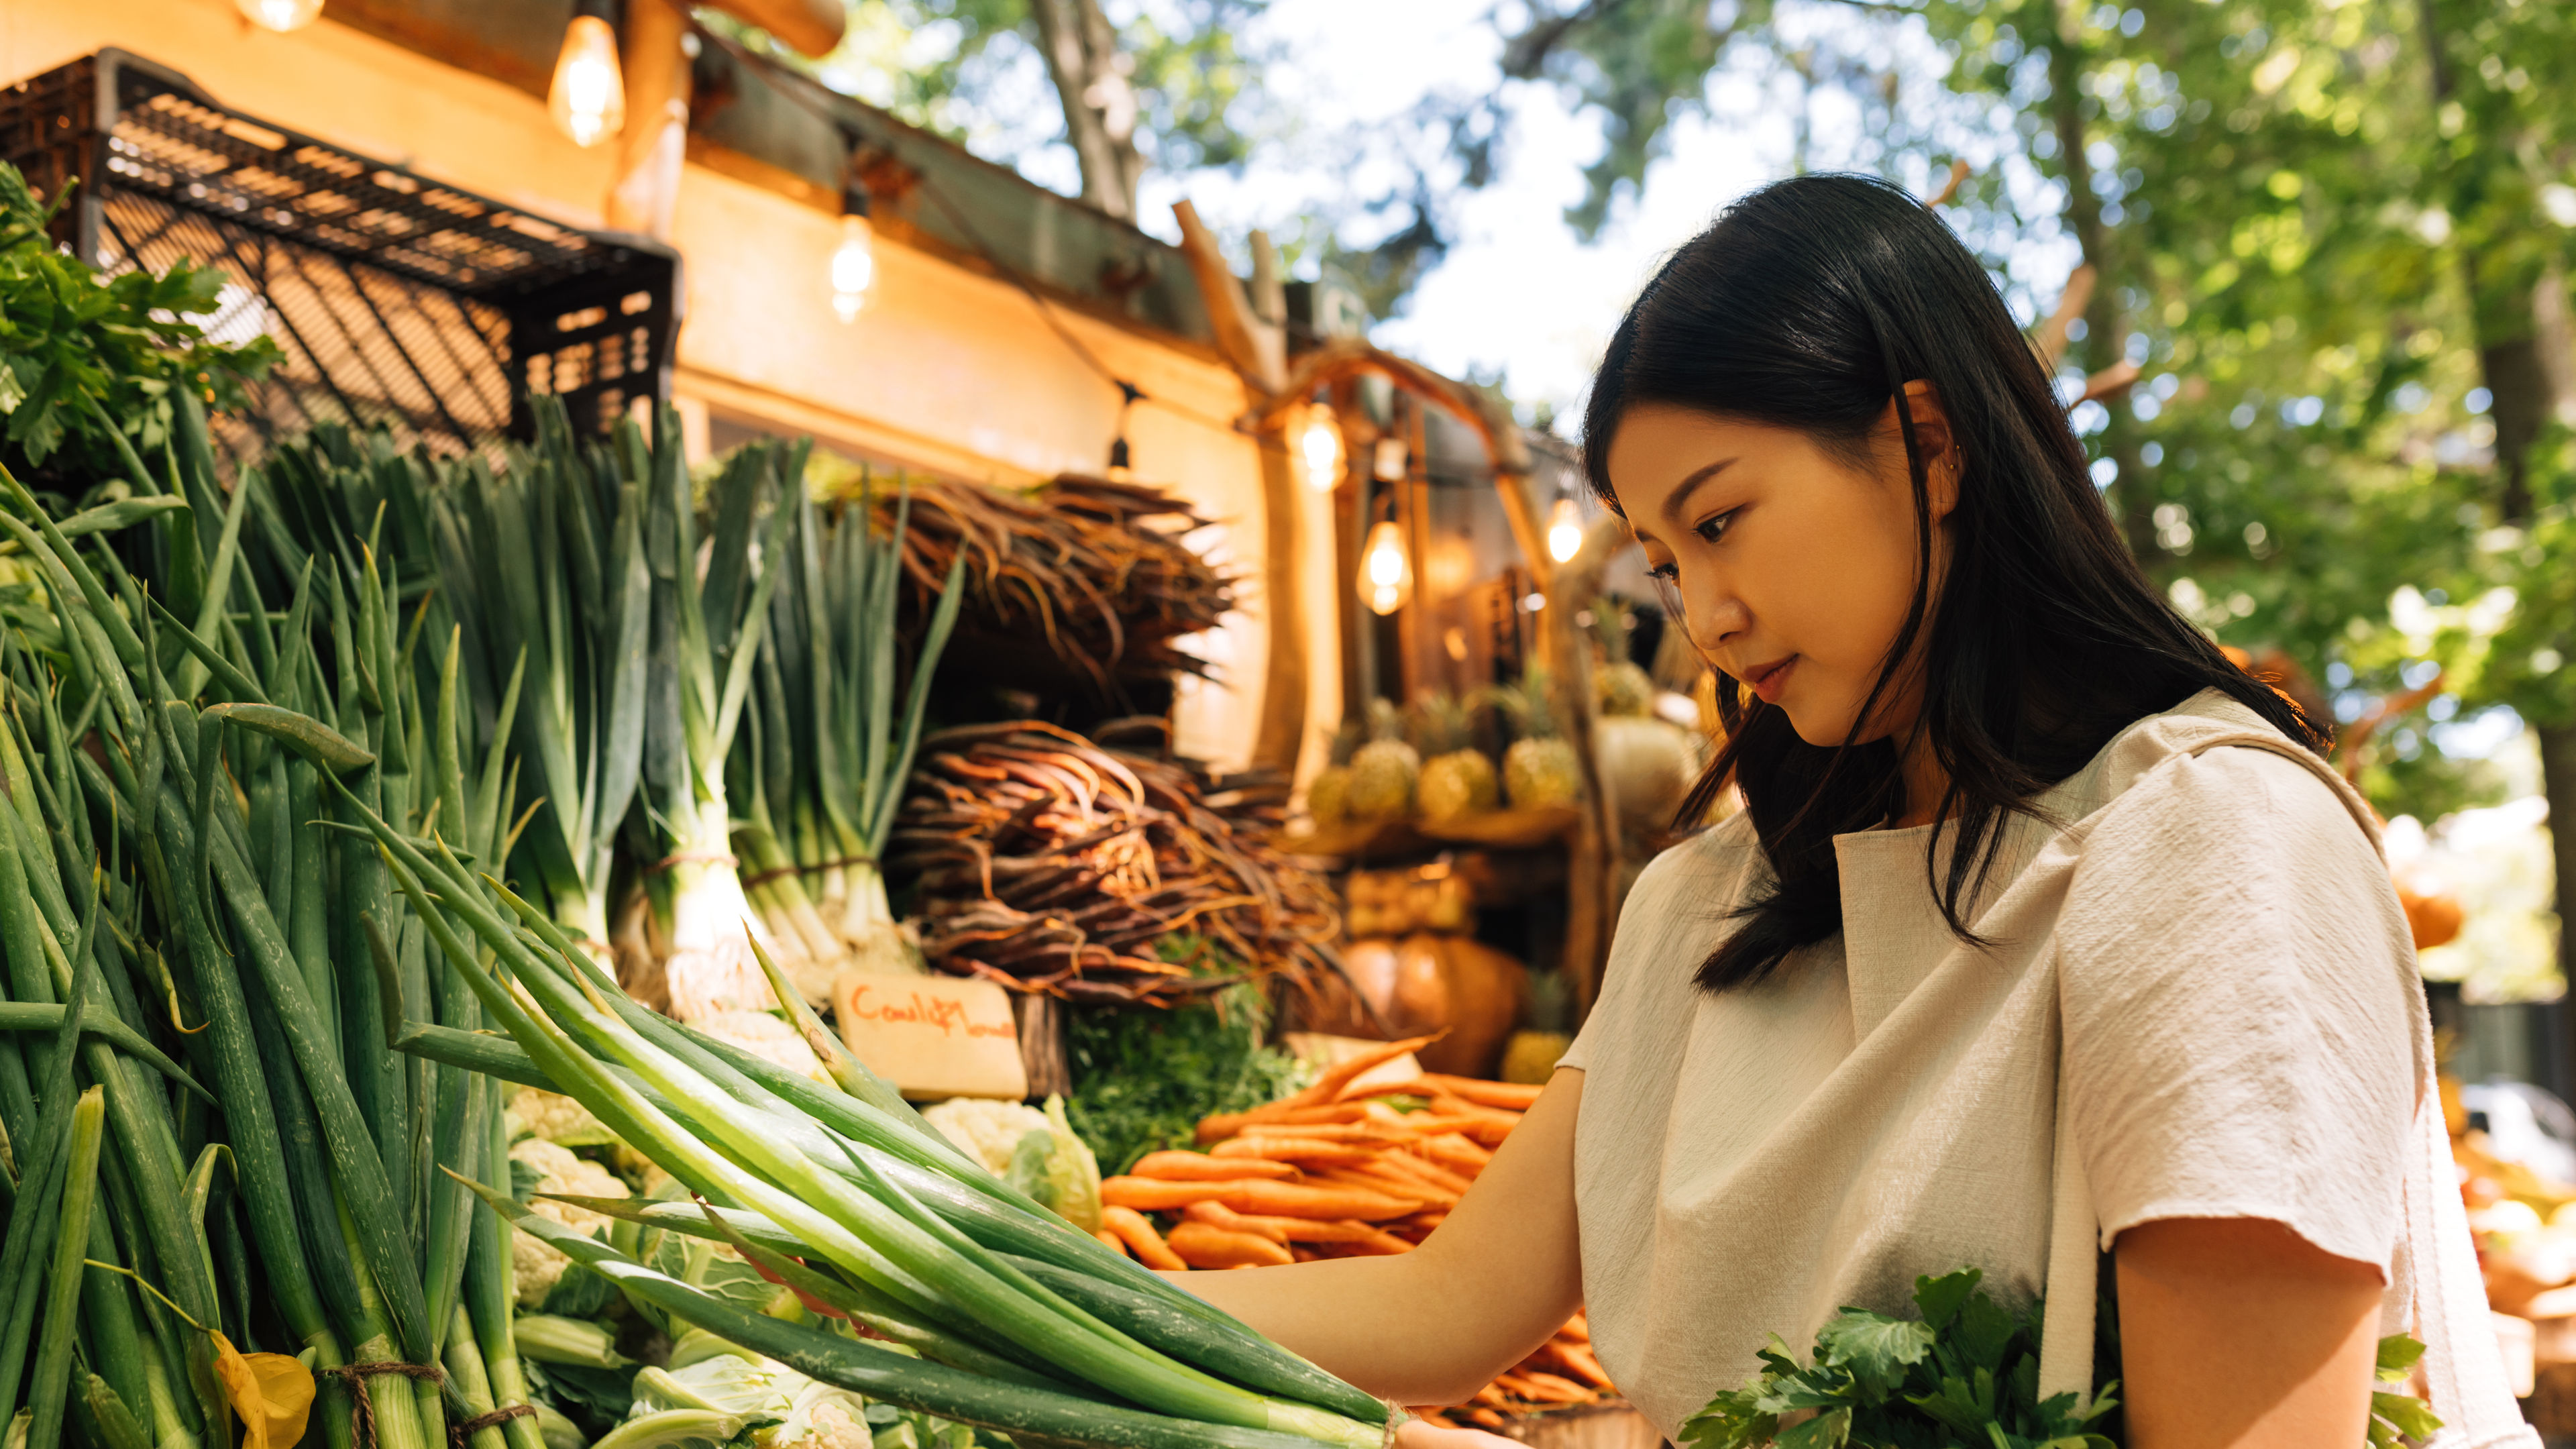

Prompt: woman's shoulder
[{"left": 1627, "top": 809, "right": 1764, "bottom": 907}]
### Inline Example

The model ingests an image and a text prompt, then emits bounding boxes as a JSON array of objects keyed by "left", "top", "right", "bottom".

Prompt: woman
[{"left": 1181, "top": 175, "right": 2532, "bottom": 1448}]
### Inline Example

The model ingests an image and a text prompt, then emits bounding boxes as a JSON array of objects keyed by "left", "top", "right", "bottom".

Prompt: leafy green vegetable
[
  {"left": 1063, "top": 981, "right": 1309, "bottom": 1176},
  {"left": 0, "top": 162, "right": 280, "bottom": 482},
  {"left": 1680, "top": 1269, "right": 2437, "bottom": 1449}
]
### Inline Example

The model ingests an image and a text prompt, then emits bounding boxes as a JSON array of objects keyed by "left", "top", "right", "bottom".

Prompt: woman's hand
[
  {"left": 2115, "top": 1216, "right": 2385, "bottom": 1448},
  {"left": 1163, "top": 1068, "right": 1587, "bottom": 1408}
]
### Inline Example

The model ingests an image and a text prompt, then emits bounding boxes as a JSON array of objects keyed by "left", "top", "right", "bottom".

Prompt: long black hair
[{"left": 1582, "top": 173, "right": 2324, "bottom": 992}]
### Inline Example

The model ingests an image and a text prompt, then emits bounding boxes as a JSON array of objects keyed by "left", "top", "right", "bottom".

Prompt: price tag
[{"left": 833, "top": 973, "right": 1028, "bottom": 1101}]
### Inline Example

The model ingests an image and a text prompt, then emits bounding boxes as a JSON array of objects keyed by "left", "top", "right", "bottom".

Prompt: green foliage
[
  {"left": 0, "top": 162, "right": 279, "bottom": 482},
  {"left": 724, "top": 2, "right": 1271, "bottom": 179},
  {"left": 1674, "top": 1269, "right": 2117, "bottom": 1449},
  {"left": 1679, "top": 1267, "right": 2439, "bottom": 1449},
  {"left": 1062, "top": 981, "right": 1309, "bottom": 1176}
]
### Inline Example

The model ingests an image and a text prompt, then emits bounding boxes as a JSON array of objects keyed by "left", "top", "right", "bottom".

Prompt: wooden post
[{"left": 606, "top": 0, "right": 692, "bottom": 239}]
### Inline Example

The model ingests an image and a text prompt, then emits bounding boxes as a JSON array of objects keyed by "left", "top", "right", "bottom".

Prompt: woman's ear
[{"left": 1898, "top": 378, "right": 1965, "bottom": 521}]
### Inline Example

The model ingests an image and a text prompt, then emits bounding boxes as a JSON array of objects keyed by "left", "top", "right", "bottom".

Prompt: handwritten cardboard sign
[{"left": 834, "top": 973, "right": 1027, "bottom": 1101}]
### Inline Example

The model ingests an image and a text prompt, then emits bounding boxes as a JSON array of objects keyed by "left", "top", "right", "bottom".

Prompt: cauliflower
[
  {"left": 920, "top": 1099, "right": 1054, "bottom": 1176},
  {"left": 509, "top": 1086, "right": 616, "bottom": 1146},
  {"left": 694, "top": 1010, "right": 825, "bottom": 1080},
  {"left": 920, "top": 1095, "right": 1101, "bottom": 1232},
  {"left": 507, "top": 1137, "right": 629, "bottom": 1309}
]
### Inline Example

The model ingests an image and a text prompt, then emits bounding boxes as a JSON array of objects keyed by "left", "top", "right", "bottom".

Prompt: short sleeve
[{"left": 2056, "top": 745, "right": 2417, "bottom": 1275}]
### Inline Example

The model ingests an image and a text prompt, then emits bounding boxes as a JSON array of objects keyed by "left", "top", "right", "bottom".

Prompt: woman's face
[{"left": 1605, "top": 388, "right": 1957, "bottom": 747}]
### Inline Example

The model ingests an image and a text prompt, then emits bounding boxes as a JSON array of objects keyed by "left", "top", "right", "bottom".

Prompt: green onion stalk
[
  {"left": 426, "top": 400, "right": 647, "bottom": 965},
  {"left": 352, "top": 767, "right": 1390, "bottom": 1448},
  {"left": 735, "top": 468, "right": 965, "bottom": 1003},
  {"left": 0, "top": 411, "right": 545, "bottom": 1449},
  {"left": 633, "top": 415, "right": 810, "bottom": 1020}
]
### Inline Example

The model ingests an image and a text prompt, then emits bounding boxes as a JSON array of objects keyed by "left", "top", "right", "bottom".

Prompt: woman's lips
[{"left": 1746, "top": 655, "right": 1797, "bottom": 703}]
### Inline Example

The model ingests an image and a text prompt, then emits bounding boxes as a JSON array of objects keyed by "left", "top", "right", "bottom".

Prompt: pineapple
[
  {"left": 1590, "top": 595, "right": 1656, "bottom": 718},
  {"left": 1411, "top": 691, "right": 1497, "bottom": 823},
  {"left": 1305, "top": 720, "right": 1365, "bottom": 828},
  {"left": 1487, "top": 669, "right": 1583, "bottom": 810},
  {"left": 1502, "top": 967, "right": 1575, "bottom": 1084},
  {"left": 1345, "top": 698, "right": 1421, "bottom": 822}
]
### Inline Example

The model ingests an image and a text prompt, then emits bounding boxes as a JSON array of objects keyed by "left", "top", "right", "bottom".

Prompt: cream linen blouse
[{"left": 1556, "top": 690, "right": 2527, "bottom": 1442}]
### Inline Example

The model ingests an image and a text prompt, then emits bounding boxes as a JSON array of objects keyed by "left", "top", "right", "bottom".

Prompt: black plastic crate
[{"left": 0, "top": 48, "right": 681, "bottom": 463}]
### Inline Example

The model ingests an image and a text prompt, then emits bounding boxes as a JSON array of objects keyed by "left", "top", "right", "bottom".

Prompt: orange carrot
[
  {"left": 1212, "top": 1136, "right": 1380, "bottom": 1167},
  {"left": 1194, "top": 1101, "right": 1369, "bottom": 1144},
  {"left": 1101, "top": 1205, "right": 1187, "bottom": 1271},
  {"left": 1166, "top": 1222, "right": 1295, "bottom": 1269},
  {"left": 1415, "top": 1132, "right": 1493, "bottom": 1171},
  {"left": 1231, "top": 1178, "right": 1421, "bottom": 1220},
  {"left": 1374, "top": 1150, "right": 1476, "bottom": 1196},
  {"left": 1131, "top": 1150, "right": 1298, "bottom": 1181},
  {"left": 1516, "top": 1371, "right": 1597, "bottom": 1403},
  {"left": 1180, "top": 1200, "right": 1286, "bottom": 1242},
  {"left": 1417, "top": 1075, "right": 1545, "bottom": 1110},
  {"left": 1539, "top": 1340, "right": 1613, "bottom": 1389},
  {"left": 1468, "top": 1409, "right": 1505, "bottom": 1430},
  {"left": 1280, "top": 1034, "right": 1444, "bottom": 1110},
  {"left": 1558, "top": 1311, "right": 1591, "bottom": 1342},
  {"left": 1320, "top": 1165, "right": 1458, "bottom": 1209},
  {"left": 1101, "top": 1177, "right": 1234, "bottom": 1212},
  {"left": 1092, "top": 1228, "right": 1126, "bottom": 1255}
]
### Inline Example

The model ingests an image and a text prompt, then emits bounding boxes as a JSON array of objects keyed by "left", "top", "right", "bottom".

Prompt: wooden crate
[{"left": 1499, "top": 1403, "right": 1663, "bottom": 1449}]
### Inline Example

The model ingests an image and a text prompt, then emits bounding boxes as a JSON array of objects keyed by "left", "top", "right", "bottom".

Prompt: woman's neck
[{"left": 1890, "top": 729, "right": 1951, "bottom": 828}]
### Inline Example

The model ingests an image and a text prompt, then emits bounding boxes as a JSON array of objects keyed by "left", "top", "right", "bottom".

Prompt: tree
[
  {"left": 1495, "top": 0, "right": 2575, "bottom": 985},
  {"left": 740, "top": 0, "right": 1271, "bottom": 223}
]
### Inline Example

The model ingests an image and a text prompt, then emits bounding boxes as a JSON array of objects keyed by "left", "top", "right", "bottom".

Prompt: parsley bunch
[
  {"left": 1678, "top": 1267, "right": 2437, "bottom": 1449},
  {"left": 0, "top": 162, "right": 280, "bottom": 483}
]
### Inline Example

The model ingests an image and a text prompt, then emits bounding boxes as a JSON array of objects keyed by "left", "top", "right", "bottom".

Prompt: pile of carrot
[{"left": 1089, "top": 1037, "right": 1619, "bottom": 1427}]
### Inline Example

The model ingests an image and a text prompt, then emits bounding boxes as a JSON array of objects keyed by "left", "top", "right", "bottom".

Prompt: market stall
[{"left": 0, "top": 3, "right": 1660, "bottom": 1439}]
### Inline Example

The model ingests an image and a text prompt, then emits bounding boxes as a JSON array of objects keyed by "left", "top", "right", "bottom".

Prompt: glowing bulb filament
[
  {"left": 831, "top": 215, "right": 877, "bottom": 323},
  {"left": 1297, "top": 406, "right": 1344, "bottom": 491},
  {"left": 235, "top": 0, "right": 324, "bottom": 30},
  {"left": 1546, "top": 496, "right": 1585, "bottom": 564},
  {"left": 1357, "top": 519, "right": 1413, "bottom": 616},
  {"left": 549, "top": 14, "right": 627, "bottom": 149}
]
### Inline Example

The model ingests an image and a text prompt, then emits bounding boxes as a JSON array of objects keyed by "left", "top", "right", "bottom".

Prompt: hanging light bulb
[
  {"left": 233, "top": 0, "right": 324, "bottom": 31},
  {"left": 1546, "top": 496, "right": 1585, "bottom": 563},
  {"left": 831, "top": 183, "right": 877, "bottom": 323},
  {"left": 548, "top": 0, "right": 627, "bottom": 150},
  {"left": 1296, "top": 404, "right": 1344, "bottom": 492},
  {"left": 1358, "top": 519, "right": 1414, "bottom": 616}
]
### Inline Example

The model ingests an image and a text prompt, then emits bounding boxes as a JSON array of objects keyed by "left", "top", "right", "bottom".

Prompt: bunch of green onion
[
  {"left": 370, "top": 815, "right": 1393, "bottom": 1449},
  {"left": 0, "top": 392, "right": 547, "bottom": 1449},
  {"left": 733, "top": 467, "right": 965, "bottom": 1003}
]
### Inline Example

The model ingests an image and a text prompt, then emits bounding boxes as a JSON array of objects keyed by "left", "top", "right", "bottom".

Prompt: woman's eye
[
  {"left": 1646, "top": 561, "right": 1679, "bottom": 582},
  {"left": 1694, "top": 509, "right": 1739, "bottom": 545}
]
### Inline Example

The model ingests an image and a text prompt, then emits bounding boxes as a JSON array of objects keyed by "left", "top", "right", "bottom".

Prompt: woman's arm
[
  {"left": 1171, "top": 1068, "right": 1587, "bottom": 1408},
  {"left": 2116, "top": 1216, "right": 2386, "bottom": 1448}
]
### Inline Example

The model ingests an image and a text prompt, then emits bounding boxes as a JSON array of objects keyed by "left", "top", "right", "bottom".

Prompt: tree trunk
[
  {"left": 2044, "top": 0, "right": 2151, "bottom": 558},
  {"left": 1029, "top": 0, "right": 1146, "bottom": 221},
  {"left": 2421, "top": 0, "right": 2576, "bottom": 1055}
]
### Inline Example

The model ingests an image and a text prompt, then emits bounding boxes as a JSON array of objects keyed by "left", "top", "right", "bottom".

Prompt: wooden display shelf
[
  {"left": 1496, "top": 1402, "right": 1660, "bottom": 1449},
  {"left": 1277, "top": 806, "right": 1581, "bottom": 861}
]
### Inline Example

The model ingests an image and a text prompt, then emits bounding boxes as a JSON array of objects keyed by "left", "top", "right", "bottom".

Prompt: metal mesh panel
[{"left": 0, "top": 49, "right": 679, "bottom": 466}]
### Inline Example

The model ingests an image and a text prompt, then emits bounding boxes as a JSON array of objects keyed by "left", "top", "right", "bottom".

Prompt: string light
[
  {"left": 1546, "top": 496, "right": 1585, "bottom": 563},
  {"left": 233, "top": 0, "right": 323, "bottom": 31},
  {"left": 1358, "top": 519, "right": 1413, "bottom": 616},
  {"left": 548, "top": 0, "right": 627, "bottom": 149},
  {"left": 1297, "top": 403, "right": 1344, "bottom": 492},
  {"left": 831, "top": 180, "right": 877, "bottom": 323}
]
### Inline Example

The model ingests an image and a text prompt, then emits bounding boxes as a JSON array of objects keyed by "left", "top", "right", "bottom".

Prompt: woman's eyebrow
[{"left": 1662, "top": 459, "right": 1739, "bottom": 522}]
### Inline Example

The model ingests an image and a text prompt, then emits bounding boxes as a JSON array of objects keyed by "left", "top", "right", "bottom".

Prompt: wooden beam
[
  {"left": 702, "top": 0, "right": 847, "bottom": 58},
  {"left": 1171, "top": 199, "right": 1285, "bottom": 392}
]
